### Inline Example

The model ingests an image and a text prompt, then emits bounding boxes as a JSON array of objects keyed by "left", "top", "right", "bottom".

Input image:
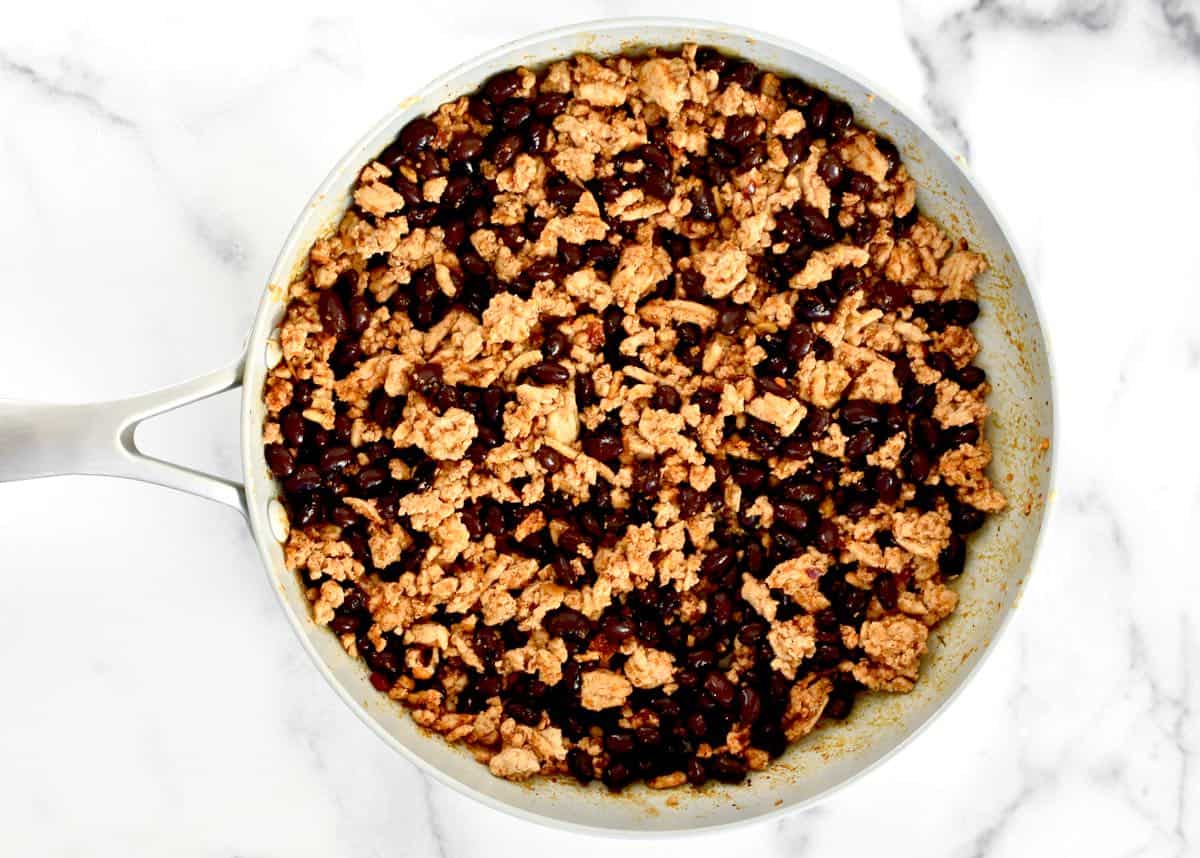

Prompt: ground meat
[
  {"left": 783, "top": 675, "right": 833, "bottom": 741},
  {"left": 768, "top": 616, "right": 818, "bottom": 680},
  {"left": 488, "top": 747, "right": 541, "bottom": 780},
  {"left": 267, "top": 44, "right": 1004, "bottom": 794},
  {"left": 580, "top": 669, "right": 633, "bottom": 710},
  {"left": 622, "top": 644, "right": 675, "bottom": 689}
]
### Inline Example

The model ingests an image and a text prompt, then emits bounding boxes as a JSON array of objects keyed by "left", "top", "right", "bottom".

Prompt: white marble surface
[{"left": 2, "top": 1, "right": 1198, "bottom": 854}]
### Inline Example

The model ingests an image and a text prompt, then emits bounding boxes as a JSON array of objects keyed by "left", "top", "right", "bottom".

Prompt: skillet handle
[{"left": 0, "top": 354, "right": 247, "bottom": 516}]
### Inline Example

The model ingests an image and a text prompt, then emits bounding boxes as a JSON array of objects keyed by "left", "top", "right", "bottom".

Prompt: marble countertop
[{"left": 2, "top": 2, "right": 1197, "bottom": 855}]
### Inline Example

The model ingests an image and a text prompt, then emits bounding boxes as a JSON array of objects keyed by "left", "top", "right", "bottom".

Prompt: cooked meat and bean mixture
[{"left": 262, "top": 45, "right": 1005, "bottom": 791}]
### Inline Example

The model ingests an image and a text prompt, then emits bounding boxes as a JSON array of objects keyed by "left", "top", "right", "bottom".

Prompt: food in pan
[{"left": 262, "top": 44, "right": 1004, "bottom": 790}]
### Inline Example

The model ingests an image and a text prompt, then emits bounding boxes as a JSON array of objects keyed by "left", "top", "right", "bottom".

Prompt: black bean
[
  {"left": 841, "top": 399, "right": 880, "bottom": 426},
  {"left": 946, "top": 299, "right": 980, "bottom": 325},
  {"left": 291, "top": 494, "right": 321, "bottom": 527},
  {"left": 775, "top": 501, "right": 811, "bottom": 533},
  {"left": 386, "top": 174, "right": 421, "bottom": 207},
  {"left": 807, "top": 95, "right": 830, "bottom": 131},
  {"left": 902, "top": 382, "right": 936, "bottom": 413},
  {"left": 281, "top": 410, "right": 306, "bottom": 447},
  {"left": 355, "top": 465, "right": 388, "bottom": 494},
  {"left": 411, "top": 363, "right": 443, "bottom": 396},
  {"left": 265, "top": 444, "right": 294, "bottom": 478},
  {"left": 526, "top": 361, "right": 570, "bottom": 385},
  {"left": 526, "top": 121, "right": 551, "bottom": 153},
  {"left": 818, "top": 152, "right": 843, "bottom": 187},
  {"left": 940, "top": 534, "right": 967, "bottom": 576},
  {"left": 799, "top": 295, "right": 833, "bottom": 323},
  {"left": 874, "top": 470, "right": 901, "bottom": 505},
  {"left": 846, "top": 171, "right": 876, "bottom": 198},
  {"left": 567, "top": 748, "right": 594, "bottom": 784},
  {"left": 781, "top": 131, "right": 812, "bottom": 167},
  {"left": 709, "top": 753, "right": 748, "bottom": 783},
  {"left": 724, "top": 115, "right": 758, "bottom": 149},
  {"left": 814, "top": 519, "right": 841, "bottom": 553},
  {"left": 491, "top": 133, "right": 522, "bottom": 168},
  {"left": 284, "top": 464, "right": 321, "bottom": 493},
  {"left": 850, "top": 214, "right": 877, "bottom": 245},
  {"left": 601, "top": 614, "right": 636, "bottom": 643},
  {"left": 799, "top": 208, "right": 837, "bottom": 243},
  {"left": 774, "top": 210, "right": 806, "bottom": 244},
  {"left": 409, "top": 210, "right": 443, "bottom": 239},
  {"left": 947, "top": 423, "right": 980, "bottom": 448},
  {"left": 690, "top": 186, "right": 717, "bottom": 222},
  {"left": 582, "top": 430, "right": 622, "bottom": 462},
  {"left": 710, "top": 591, "right": 734, "bottom": 626},
  {"left": 786, "top": 326, "right": 816, "bottom": 362},
  {"left": 845, "top": 429, "right": 877, "bottom": 460},
  {"left": 330, "top": 341, "right": 364, "bottom": 375},
  {"left": 779, "top": 478, "right": 823, "bottom": 505},
  {"left": 534, "top": 91, "right": 568, "bottom": 117},
  {"left": 506, "top": 701, "right": 541, "bottom": 727},
  {"left": 738, "top": 142, "right": 766, "bottom": 172},
  {"left": 874, "top": 136, "right": 901, "bottom": 176},
  {"left": 319, "top": 290, "right": 348, "bottom": 337},
  {"left": 448, "top": 134, "right": 484, "bottom": 163},
  {"left": 781, "top": 77, "right": 813, "bottom": 106},
  {"left": 398, "top": 117, "right": 437, "bottom": 155},
  {"left": 700, "top": 546, "right": 735, "bottom": 579},
  {"left": 329, "top": 502, "right": 359, "bottom": 529},
  {"left": 685, "top": 711, "right": 708, "bottom": 738},
  {"left": 952, "top": 503, "right": 987, "bottom": 533},
  {"left": 704, "top": 671, "right": 737, "bottom": 708},
  {"left": 344, "top": 296, "right": 370, "bottom": 334},
  {"left": 605, "top": 732, "right": 636, "bottom": 755},
  {"left": 958, "top": 365, "right": 987, "bottom": 390},
  {"left": 696, "top": 46, "right": 726, "bottom": 72},
  {"left": 319, "top": 445, "right": 353, "bottom": 474},
  {"left": 876, "top": 573, "right": 900, "bottom": 610},
  {"left": 574, "top": 373, "right": 597, "bottom": 408},
  {"left": 441, "top": 175, "right": 473, "bottom": 210},
  {"left": 524, "top": 258, "right": 559, "bottom": 285},
  {"left": 535, "top": 445, "right": 564, "bottom": 473},
  {"left": 926, "top": 351, "right": 956, "bottom": 378},
  {"left": 908, "top": 448, "right": 933, "bottom": 482},
  {"left": 728, "top": 458, "right": 768, "bottom": 491},
  {"left": 738, "top": 686, "right": 762, "bottom": 725},
  {"left": 602, "top": 760, "right": 633, "bottom": 791},
  {"left": 725, "top": 61, "right": 760, "bottom": 89},
  {"left": 716, "top": 305, "right": 746, "bottom": 335},
  {"left": 329, "top": 614, "right": 359, "bottom": 636},
  {"left": 500, "top": 101, "right": 531, "bottom": 129},
  {"left": 829, "top": 100, "right": 854, "bottom": 135},
  {"left": 651, "top": 385, "right": 682, "bottom": 412},
  {"left": 546, "top": 181, "right": 583, "bottom": 212},
  {"left": 483, "top": 70, "right": 522, "bottom": 104},
  {"left": 371, "top": 395, "right": 396, "bottom": 429},
  {"left": 883, "top": 403, "right": 908, "bottom": 435},
  {"left": 544, "top": 607, "right": 591, "bottom": 643},
  {"left": 542, "top": 330, "right": 569, "bottom": 360}
]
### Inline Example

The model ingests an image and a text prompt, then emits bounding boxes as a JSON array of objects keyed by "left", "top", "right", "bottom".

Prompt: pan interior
[{"left": 239, "top": 19, "right": 1054, "bottom": 834}]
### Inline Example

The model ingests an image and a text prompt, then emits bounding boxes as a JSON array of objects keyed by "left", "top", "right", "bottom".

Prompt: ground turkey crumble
[{"left": 264, "top": 44, "right": 1006, "bottom": 792}]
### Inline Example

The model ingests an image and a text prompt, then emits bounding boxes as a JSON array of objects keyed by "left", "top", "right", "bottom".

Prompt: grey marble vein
[
  {"left": 1060, "top": 488, "right": 1133, "bottom": 574},
  {"left": 0, "top": 49, "right": 251, "bottom": 276},
  {"left": 0, "top": 51, "right": 136, "bottom": 128},
  {"left": 900, "top": 0, "right": 1122, "bottom": 160},
  {"left": 1157, "top": 0, "right": 1200, "bottom": 56},
  {"left": 419, "top": 773, "right": 451, "bottom": 858}
]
